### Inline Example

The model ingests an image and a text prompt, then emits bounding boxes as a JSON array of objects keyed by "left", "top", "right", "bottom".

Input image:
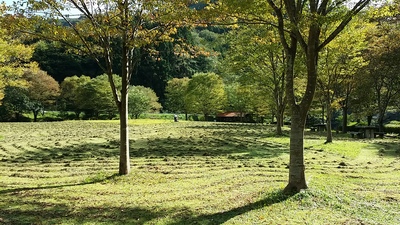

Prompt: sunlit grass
[{"left": 0, "top": 121, "right": 399, "bottom": 224}]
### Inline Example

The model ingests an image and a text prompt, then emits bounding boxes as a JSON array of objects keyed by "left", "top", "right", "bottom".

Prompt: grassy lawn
[{"left": 0, "top": 121, "right": 399, "bottom": 224}]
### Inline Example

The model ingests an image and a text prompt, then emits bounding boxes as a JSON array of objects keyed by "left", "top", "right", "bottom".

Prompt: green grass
[{"left": 0, "top": 121, "right": 399, "bottom": 224}]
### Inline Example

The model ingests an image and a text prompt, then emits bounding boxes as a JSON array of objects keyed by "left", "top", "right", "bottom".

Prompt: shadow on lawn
[
  {"left": 170, "top": 189, "right": 294, "bottom": 225},
  {"left": 1, "top": 134, "right": 288, "bottom": 164},
  {"left": 1, "top": 174, "right": 167, "bottom": 225},
  {"left": 0, "top": 188, "right": 293, "bottom": 225},
  {"left": 1, "top": 201, "right": 167, "bottom": 225},
  {"left": 0, "top": 174, "right": 119, "bottom": 195},
  {"left": 369, "top": 142, "right": 400, "bottom": 158}
]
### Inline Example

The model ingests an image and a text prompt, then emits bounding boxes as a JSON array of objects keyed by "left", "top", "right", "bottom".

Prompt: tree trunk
[
  {"left": 118, "top": 23, "right": 131, "bottom": 175},
  {"left": 276, "top": 105, "right": 285, "bottom": 135},
  {"left": 119, "top": 87, "right": 130, "bottom": 175},
  {"left": 283, "top": 38, "right": 309, "bottom": 193},
  {"left": 377, "top": 115, "right": 384, "bottom": 132},
  {"left": 33, "top": 110, "right": 39, "bottom": 122},
  {"left": 325, "top": 104, "right": 333, "bottom": 143},
  {"left": 367, "top": 115, "right": 373, "bottom": 126},
  {"left": 75, "top": 111, "right": 81, "bottom": 120},
  {"left": 342, "top": 106, "right": 348, "bottom": 133},
  {"left": 284, "top": 111, "right": 308, "bottom": 193},
  {"left": 276, "top": 116, "right": 282, "bottom": 135}
]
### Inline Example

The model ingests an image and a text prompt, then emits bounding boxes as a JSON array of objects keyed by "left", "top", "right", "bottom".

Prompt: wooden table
[{"left": 355, "top": 126, "right": 379, "bottom": 139}]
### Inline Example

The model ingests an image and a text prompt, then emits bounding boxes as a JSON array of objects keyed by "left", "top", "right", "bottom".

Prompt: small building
[{"left": 216, "top": 112, "right": 254, "bottom": 123}]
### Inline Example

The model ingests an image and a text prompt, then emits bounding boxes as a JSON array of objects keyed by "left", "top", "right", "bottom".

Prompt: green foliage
[
  {"left": 59, "top": 75, "right": 91, "bottom": 118},
  {"left": 22, "top": 68, "right": 60, "bottom": 121},
  {"left": 0, "top": 29, "right": 35, "bottom": 104},
  {"left": 384, "top": 121, "right": 400, "bottom": 134},
  {"left": 32, "top": 40, "right": 102, "bottom": 82},
  {"left": 128, "top": 86, "right": 162, "bottom": 119},
  {"left": 165, "top": 77, "right": 190, "bottom": 113},
  {"left": 186, "top": 72, "right": 227, "bottom": 119},
  {"left": 78, "top": 74, "right": 121, "bottom": 119},
  {"left": 0, "top": 86, "right": 29, "bottom": 121}
]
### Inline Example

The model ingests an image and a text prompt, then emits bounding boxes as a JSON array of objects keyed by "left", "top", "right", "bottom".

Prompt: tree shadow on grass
[
  {"left": 0, "top": 142, "right": 120, "bottom": 164},
  {"left": 368, "top": 142, "right": 400, "bottom": 158},
  {"left": 1, "top": 200, "right": 168, "bottom": 225},
  {"left": 0, "top": 173, "right": 119, "bottom": 195},
  {"left": 1, "top": 174, "right": 168, "bottom": 225},
  {"left": 169, "top": 189, "right": 294, "bottom": 225},
  {"left": 130, "top": 136, "right": 288, "bottom": 159}
]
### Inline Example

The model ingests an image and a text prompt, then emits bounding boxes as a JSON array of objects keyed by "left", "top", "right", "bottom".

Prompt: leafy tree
[
  {"left": 59, "top": 75, "right": 91, "bottom": 118},
  {"left": 0, "top": 29, "right": 35, "bottom": 104},
  {"left": 317, "top": 17, "right": 370, "bottom": 142},
  {"left": 207, "top": 0, "right": 370, "bottom": 192},
  {"left": 225, "top": 83, "right": 269, "bottom": 123},
  {"left": 362, "top": 22, "right": 400, "bottom": 131},
  {"left": 165, "top": 77, "right": 190, "bottom": 120},
  {"left": 23, "top": 68, "right": 60, "bottom": 122},
  {"left": 78, "top": 74, "right": 121, "bottom": 119},
  {"left": 221, "top": 25, "right": 287, "bottom": 133},
  {"left": 186, "top": 72, "right": 227, "bottom": 119},
  {"left": 0, "top": 86, "right": 29, "bottom": 121},
  {"left": 128, "top": 86, "right": 161, "bottom": 119},
  {"left": 10, "top": 0, "right": 191, "bottom": 175}
]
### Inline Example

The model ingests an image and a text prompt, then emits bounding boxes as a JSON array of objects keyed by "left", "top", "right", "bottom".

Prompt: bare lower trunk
[
  {"left": 284, "top": 112, "right": 308, "bottom": 193},
  {"left": 276, "top": 119, "right": 282, "bottom": 135},
  {"left": 33, "top": 110, "right": 39, "bottom": 122},
  {"left": 326, "top": 104, "right": 332, "bottom": 143},
  {"left": 119, "top": 87, "right": 130, "bottom": 175},
  {"left": 342, "top": 106, "right": 348, "bottom": 133},
  {"left": 276, "top": 106, "right": 285, "bottom": 135}
]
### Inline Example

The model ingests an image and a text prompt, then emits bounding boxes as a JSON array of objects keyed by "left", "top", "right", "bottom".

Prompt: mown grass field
[{"left": 0, "top": 121, "right": 399, "bottom": 225}]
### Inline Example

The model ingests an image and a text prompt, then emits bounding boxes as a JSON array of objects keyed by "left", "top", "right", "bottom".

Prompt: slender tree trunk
[
  {"left": 276, "top": 106, "right": 285, "bottom": 135},
  {"left": 342, "top": 106, "right": 348, "bottom": 133},
  {"left": 118, "top": 22, "right": 130, "bottom": 175},
  {"left": 119, "top": 87, "right": 130, "bottom": 175},
  {"left": 33, "top": 110, "right": 39, "bottom": 122},
  {"left": 326, "top": 104, "right": 333, "bottom": 143},
  {"left": 75, "top": 111, "right": 81, "bottom": 120}
]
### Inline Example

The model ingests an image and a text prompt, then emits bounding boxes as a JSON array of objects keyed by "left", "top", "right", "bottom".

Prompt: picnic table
[
  {"left": 351, "top": 126, "right": 383, "bottom": 139},
  {"left": 310, "top": 124, "right": 326, "bottom": 132}
]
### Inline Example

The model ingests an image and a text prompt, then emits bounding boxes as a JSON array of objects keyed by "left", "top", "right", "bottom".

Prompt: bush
[{"left": 384, "top": 121, "right": 400, "bottom": 134}]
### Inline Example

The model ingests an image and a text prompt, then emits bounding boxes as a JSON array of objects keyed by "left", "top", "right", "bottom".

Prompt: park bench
[
  {"left": 374, "top": 132, "right": 385, "bottom": 138},
  {"left": 349, "top": 131, "right": 363, "bottom": 138},
  {"left": 310, "top": 127, "right": 317, "bottom": 132}
]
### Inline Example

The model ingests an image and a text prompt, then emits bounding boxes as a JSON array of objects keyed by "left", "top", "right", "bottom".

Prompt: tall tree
[
  {"left": 9, "top": 0, "right": 191, "bottom": 175},
  {"left": 207, "top": 0, "right": 370, "bottom": 192},
  {"left": 266, "top": 0, "right": 370, "bottom": 193},
  {"left": 317, "top": 18, "right": 369, "bottom": 142},
  {"left": 362, "top": 22, "right": 400, "bottom": 131},
  {"left": 221, "top": 25, "right": 287, "bottom": 134}
]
